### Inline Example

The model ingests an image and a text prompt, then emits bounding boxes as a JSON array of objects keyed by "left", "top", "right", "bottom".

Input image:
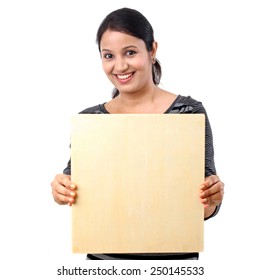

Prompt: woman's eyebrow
[
  {"left": 101, "top": 45, "right": 138, "bottom": 53},
  {"left": 122, "top": 45, "right": 138, "bottom": 50},
  {"left": 101, "top": 48, "right": 110, "bottom": 52}
]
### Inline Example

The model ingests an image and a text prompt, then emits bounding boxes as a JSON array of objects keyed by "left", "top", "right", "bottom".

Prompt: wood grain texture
[{"left": 71, "top": 114, "right": 205, "bottom": 253}]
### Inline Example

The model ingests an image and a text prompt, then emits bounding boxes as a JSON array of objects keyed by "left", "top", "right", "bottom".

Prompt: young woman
[{"left": 51, "top": 7, "right": 224, "bottom": 260}]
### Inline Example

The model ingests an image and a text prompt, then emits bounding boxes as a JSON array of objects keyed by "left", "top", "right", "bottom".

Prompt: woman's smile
[{"left": 115, "top": 72, "right": 135, "bottom": 83}]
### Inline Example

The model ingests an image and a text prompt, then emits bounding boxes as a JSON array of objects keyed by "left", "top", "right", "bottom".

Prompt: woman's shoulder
[
  {"left": 168, "top": 95, "right": 205, "bottom": 114},
  {"left": 79, "top": 104, "right": 106, "bottom": 114},
  {"left": 175, "top": 95, "right": 202, "bottom": 106}
]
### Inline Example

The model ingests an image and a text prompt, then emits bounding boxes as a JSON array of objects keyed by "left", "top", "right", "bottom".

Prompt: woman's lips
[{"left": 115, "top": 72, "right": 134, "bottom": 83}]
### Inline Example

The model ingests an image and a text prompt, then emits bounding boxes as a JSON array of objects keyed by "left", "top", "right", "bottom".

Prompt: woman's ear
[{"left": 151, "top": 41, "right": 158, "bottom": 62}]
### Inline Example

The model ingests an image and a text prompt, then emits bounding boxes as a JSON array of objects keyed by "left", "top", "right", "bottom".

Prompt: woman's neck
[
  {"left": 116, "top": 86, "right": 159, "bottom": 108},
  {"left": 105, "top": 87, "right": 176, "bottom": 114}
]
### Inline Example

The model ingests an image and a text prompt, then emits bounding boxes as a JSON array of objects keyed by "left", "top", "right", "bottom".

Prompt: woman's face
[{"left": 100, "top": 30, "right": 156, "bottom": 95}]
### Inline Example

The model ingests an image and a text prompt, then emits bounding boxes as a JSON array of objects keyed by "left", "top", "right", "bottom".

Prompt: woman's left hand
[{"left": 200, "top": 175, "right": 224, "bottom": 208}]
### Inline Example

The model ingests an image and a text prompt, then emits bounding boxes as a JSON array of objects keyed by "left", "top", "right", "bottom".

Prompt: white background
[{"left": 1, "top": 0, "right": 259, "bottom": 279}]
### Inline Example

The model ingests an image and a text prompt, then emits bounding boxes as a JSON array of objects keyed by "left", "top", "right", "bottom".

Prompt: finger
[
  {"left": 200, "top": 183, "right": 220, "bottom": 199},
  {"left": 52, "top": 188, "right": 75, "bottom": 205},
  {"left": 200, "top": 197, "right": 211, "bottom": 208},
  {"left": 52, "top": 183, "right": 75, "bottom": 204},
  {"left": 54, "top": 182, "right": 75, "bottom": 196},
  {"left": 200, "top": 180, "right": 224, "bottom": 199},
  {"left": 57, "top": 175, "right": 77, "bottom": 195},
  {"left": 200, "top": 175, "right": 220, "bottom": 191},
  {"left": 51, "top": 175, "right": 77, "bottom": 205},
  {"left": 201, "top": 188, "right": 224, "bottom": 207},
  {"left": 58, "top": 175, "right": 77, "bottom": 191}
]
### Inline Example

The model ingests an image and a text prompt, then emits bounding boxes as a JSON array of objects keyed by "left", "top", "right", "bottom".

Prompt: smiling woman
[
  {"left": 51, "top": 7, "right": 224, "bottom": 260},
  {"left": 96, "top": 8, "right": 162, "bottom": 101},
  {"left": 100, "top": 30, "right": 156, "bottom": 95}
]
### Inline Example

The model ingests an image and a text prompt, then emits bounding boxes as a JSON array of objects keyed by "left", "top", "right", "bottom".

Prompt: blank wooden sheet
[{"left": 71, "top": 114, "right": 205, "bottom": 253}]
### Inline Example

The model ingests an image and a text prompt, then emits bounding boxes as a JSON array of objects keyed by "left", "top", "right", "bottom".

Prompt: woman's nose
[{"left": 114, "top": 57, "right": 128, "bottom": 72}]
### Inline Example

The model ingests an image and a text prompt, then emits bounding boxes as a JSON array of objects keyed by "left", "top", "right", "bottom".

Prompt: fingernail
[
  {"left": 70, "top": 184, "right": 76, "bottom": 190},
  {"left": 70, "top": 191, "right": 75, "bottom": 197}
]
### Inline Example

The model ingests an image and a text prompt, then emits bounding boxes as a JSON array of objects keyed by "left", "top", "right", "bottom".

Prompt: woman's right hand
[{"left": 51, "top": 174, "right": 77, "bottom": 206}]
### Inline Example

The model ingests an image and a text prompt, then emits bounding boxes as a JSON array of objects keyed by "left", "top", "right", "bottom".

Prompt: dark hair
[{"left": 96, "top": 7, "right": 162, "bottom": 98}]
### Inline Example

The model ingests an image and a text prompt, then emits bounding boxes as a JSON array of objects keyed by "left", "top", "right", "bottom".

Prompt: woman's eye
[
  {"left": 126, "top": 50, "right": 136, "bottom": 56},
  {"left": 104, "top": 53, "right": 113, "bottom": 59}
]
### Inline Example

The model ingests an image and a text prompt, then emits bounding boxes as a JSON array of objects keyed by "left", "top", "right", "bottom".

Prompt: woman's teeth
[{"left": 117, "top": 73, "right": 132, "bottom": 80}]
